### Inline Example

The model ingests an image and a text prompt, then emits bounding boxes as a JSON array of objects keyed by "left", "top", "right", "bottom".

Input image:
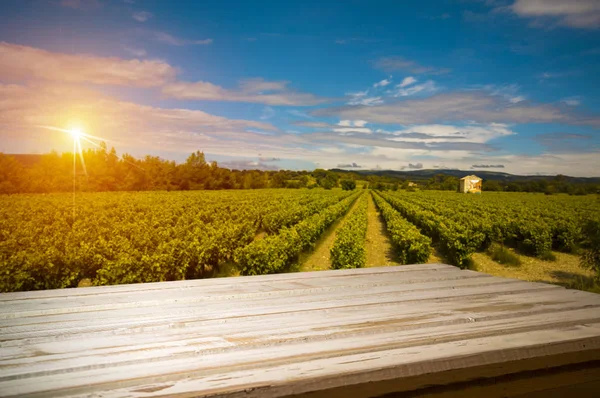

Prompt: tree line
[
  {"left": 0, "top": 146, "right": 598, "bottom": 194},
  {"left": 0, "top": 146, "right": 360, "bottom": 193}
]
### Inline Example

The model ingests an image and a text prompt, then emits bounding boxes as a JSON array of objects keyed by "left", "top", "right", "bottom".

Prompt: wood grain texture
[{"left": 1, "top": 264, "right": 600, "bottom": 397}]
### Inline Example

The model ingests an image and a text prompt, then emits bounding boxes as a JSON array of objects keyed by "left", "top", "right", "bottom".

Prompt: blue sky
[{"left": 0, "top": 0, "right": 599, "bottom": 176}]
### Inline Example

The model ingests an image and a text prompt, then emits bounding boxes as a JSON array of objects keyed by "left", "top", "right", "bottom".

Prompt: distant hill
[{"left": 330, "top": 168, "right": 600, "bottom": 184}]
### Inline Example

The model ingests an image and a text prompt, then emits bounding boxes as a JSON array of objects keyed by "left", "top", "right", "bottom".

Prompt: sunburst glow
[{"left": 70, "top": 128, "right": 83, "bottom": 140}]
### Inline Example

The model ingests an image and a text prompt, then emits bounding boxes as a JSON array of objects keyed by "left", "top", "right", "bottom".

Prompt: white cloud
[
  {"left": 124, "top": 47, "right": 147, "bottom": 57},
  {"left": 0, "top": 42, "right": 176, "bottom": 87},
  {"left": 132, "top": 11, "right": 152, "bottom": 22},
  {"left": 394, "top": 80, "right": 437, "bottom": 97},
  {"left": 334, "top": 120, "right": 371, "bottom": 134},
  {"left": 287, "top": 109, "right": 313, "bottom": 119},
  {"left": 193, "top": 39, "right": 214, "bottom": 45},
  {"left": 338, "top": 120, "right": 368, "bottom": 127},
  {"left": 347, "top": 91, "right": 383, "bottom": 106},
  {"left": 373, "top": 78, "right": 391, "bottom": 88},
  {"left": 333, "top": 127, "right": 373, "bottom": 134},
  {"left": 153, "top": 32, "right": 213, "bottom": 46},
  {"left": 391, "top": 123, "right": 515, "bottom": 144},
  {"left": 511, "top": 0, "right": 600, "bottom": 29},
  {"left": 375, "top": 56, "right": 451, "bottom": 75},
  {"left": 539, "top": 71, "right": 562, "bottom": 80},
  {"left": 398, "top": 76, "right": 417, "bottom": 88},
  {"left": 316, "top": 92, "right": 600, "bottom": 127},
  {"left": 480, "top": 84, "right": 526, "bottom": 103},
  {"left": 162, "top": 78, "right": 326, "bottom": 106},
  {"left": 0, "top": 82, "right": 280, "bottom": 156},
  {"left": 562, "top": 96, "right": 581, "bottom": 106},
  {"left": 260, "top": 106, "right": 275, "bottom": 120}
]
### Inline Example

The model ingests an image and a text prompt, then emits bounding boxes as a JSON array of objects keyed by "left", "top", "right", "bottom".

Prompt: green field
[{"left": 1, "top": 189, "right": 599, "bottom": 292}]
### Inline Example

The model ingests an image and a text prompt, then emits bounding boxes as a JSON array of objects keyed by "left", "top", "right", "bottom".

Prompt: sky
[{"left": 0, "top": 0, "right": 599, "bottom": 176}]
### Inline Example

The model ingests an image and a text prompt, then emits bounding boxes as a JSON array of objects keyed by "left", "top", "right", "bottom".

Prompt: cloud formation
[
  {"left": 533, "top": 132, "right": 596, "bottom": 153},
  {"left": 472, "top": 164, "right": 505, "bottom": 168},
  {"left": 0, "top": 42, "right": 176, "bottom": 87},
  {"left": 337, "top": 162, "right": 362, "bottom": 168},
  {"left": 393, "top": 80, "right": 437, "bottom": 97},
  {"left": 124, "top": 47, "right": 147, "bottom": 57},
  {"left": 162, "top": 78, "right": 327, "bottom": 105},
  {"left": 562, "top": 96, "right": 581, "bottom": 106},
  {"left": 0, "top": 82, "right": 278, "bottom": 155},
  {"left": 405, "top": 163, "right": 423, "bottom": 169},
  {"left": 346, "top": 91, "right": 383, "bottom": 106},
  {"left": 132, "top": 11, "right": 152, "bottom": 22},
  {"left": 375, "top": 56, "right": 450, "bottom": 75},
  {"left": 480, "top": 84, "right": 526, "bottom": 103},
  {"left": 219, "top": 160, "right": 280, "bottom": 171},
  {"left": 259, "top": 157, "right": 281, "bottom": 162},
  {"left": 373, "top": 78, "right": 391, "bottom": 88},
  {"left": 153, "top": 32, "right": 213, "bottom": 46},
  {"left": 398, "top": 76, "right": 417, "bottom": 88},
  {"left": 315, "top": 92, "right": 600, "bottom": 127},
  {"left": 511, "top": 0, "right": 600, "bottom": 29}
]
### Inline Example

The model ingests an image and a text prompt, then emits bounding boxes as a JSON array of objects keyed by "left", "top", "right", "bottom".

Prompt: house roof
[{"left": 460, "top": 175, "right": 481, "bottom": 180}]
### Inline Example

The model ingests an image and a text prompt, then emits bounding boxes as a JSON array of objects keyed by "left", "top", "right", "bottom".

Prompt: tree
[
  {"left": 317, "top": 171, "right": 338, "bottom": 189},
  {"left": 320, "top": 178, "right": 335, "bottom": 190},
  {"left": 340, "top": 179, "right": 356, "bottom": 191},
  {"left": 0, "top": 154, "right": 25, "bottom": 193}
]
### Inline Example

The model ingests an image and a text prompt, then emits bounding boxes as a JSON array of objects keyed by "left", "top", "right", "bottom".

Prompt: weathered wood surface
[{"left": 1, "top": 263, "right": 600, "bottom": 397}]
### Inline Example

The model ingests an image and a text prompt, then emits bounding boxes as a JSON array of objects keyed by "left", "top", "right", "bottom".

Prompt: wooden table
[{"left": 1, "top": 264, "right": 600, "bottom": 397}]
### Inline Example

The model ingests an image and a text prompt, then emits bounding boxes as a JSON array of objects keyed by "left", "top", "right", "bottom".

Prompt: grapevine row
[
  {"left": 372, "top": 192, "right": 431, "bottom": 264},
  {"left": 235, "top": 191, "right": 361, "bottom": 275},
  {"left": 330, "top": 193, "right": 368, "bottom": 269},
  {"left": 0, "top": 190, "right": 350, "bottom": 291},
  {"left": 378, "top": 191, "right": 483, "bottom": 267}
]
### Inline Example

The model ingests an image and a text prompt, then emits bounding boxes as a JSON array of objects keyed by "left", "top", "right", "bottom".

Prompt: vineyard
[{"left": 1, "top": 189, "right": 599, "bottom": 292}]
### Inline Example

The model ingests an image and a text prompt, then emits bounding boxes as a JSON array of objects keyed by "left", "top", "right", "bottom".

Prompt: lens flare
[{"left": 70, "top": 128, "right": 83, "bottom": 140}]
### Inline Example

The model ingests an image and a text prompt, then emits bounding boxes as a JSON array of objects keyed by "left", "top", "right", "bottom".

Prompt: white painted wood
[{"left": 1, "top": 265, "right": 600, "bottom": 397}]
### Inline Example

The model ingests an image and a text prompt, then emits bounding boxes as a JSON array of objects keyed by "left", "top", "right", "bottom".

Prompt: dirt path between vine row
[
  {"left": 365, "top": 193, "right": 402, "bottom": 267},
  {"left": 299, "top": 193, "right": 364, "bottom": 272}
]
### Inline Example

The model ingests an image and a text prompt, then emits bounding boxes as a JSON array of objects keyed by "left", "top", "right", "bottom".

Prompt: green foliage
[
  {"left": 340, "top": 179, "right": 356, "bottom": 191},
  {"left": 374, "top": 190, "right": 600, "bottom": 267},
  {"left": 372, "top": 192, "right": 431, "bottom": 264},
  {"left": 330, "top": 194, "right": 368, "bottom": 269},
  {"left": 377, "top": 191, "right": 483, "bottom": 267},
  {"left": 2, "top": 185, "right": 599, "bottom": 292},
  {"left": 580, "top": 219, "right": 600, "bottom": 282},
  {"left": 0, "top": 189, "right": 353, "bottom": 292},
  {"left": 235, "top": 192, "right": 361, "bottom": 275},
  {"left": 487, "top": 243, "right": 521, "bottom": 266}
]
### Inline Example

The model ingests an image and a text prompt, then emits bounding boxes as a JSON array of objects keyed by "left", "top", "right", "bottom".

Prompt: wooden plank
[
  {"left": 0, "top": 264, "right": 453, "bottom": 302},
  {"left": 3, "top": 324, "right": 600, "bottom": 397},
  {"left": 0, "top": 278, "right": 556, "bottom": 341},
  {"left": 1, "top": 265, "right": 600, "bottom": 398},
  {"left": 0, "top": 267, "right": 490, "bottom": 318}
]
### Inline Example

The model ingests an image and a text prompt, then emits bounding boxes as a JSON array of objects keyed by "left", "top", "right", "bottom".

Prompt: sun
[{"left": 70, "top": 128, "right": 83, "bottom": 140}]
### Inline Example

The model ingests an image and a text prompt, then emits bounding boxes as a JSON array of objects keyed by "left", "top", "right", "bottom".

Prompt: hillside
[{"left": 331, "top": 168, "right": 600, "bottom": 184}]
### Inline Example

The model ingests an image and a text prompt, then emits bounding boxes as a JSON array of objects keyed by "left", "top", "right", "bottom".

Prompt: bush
[
  {"left": 488, "top": 243, "right": 521, "bottom": 266},
  {"left": 340, "top": 179, "right": 356, "bottom": 191},
  {"left": 580, "top": 219, "right": 600, "bottom": 282},
  {"left": 540, "top": 251, "right": 557, "bottom": 261}
]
